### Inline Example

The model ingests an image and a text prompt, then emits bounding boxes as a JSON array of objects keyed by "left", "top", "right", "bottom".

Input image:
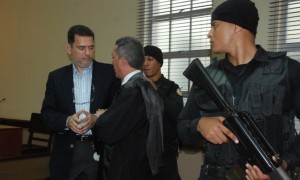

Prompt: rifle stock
[{"left": 183, "top": 58, "right": 290, "bottom": 180}]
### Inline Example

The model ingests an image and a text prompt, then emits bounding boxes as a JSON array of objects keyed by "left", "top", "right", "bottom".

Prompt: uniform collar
[{"left": 154, "top": 74, "right": 165, "bottom": 87}]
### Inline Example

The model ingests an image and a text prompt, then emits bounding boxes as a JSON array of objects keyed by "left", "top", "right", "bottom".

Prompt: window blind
[
  {"left": 269, "top": 0, "right": 300, "bottom": 61},
  {"left": 137, "top": 0, "right": 213, "bottom": 95}
]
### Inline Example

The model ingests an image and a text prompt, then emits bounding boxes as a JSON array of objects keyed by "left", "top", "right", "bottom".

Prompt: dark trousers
[
  {"left": 68, "top": 141, "right": 98, "bottom": 180},
  {"left": 153, "top": 152, "right": 181, "bottom": 180},
  {"left": 198, "top": 164, "right": 228, "bottom": 180}
]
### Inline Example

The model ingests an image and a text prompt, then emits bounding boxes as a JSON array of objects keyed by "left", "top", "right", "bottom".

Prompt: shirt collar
[
  {"left": 72, "top": 61, "right": 93, "bottom": 75},
  {"left": 224, "top": 45, "right": 268, "bottom": 65},
  {"left": 252, "top": 45, "right": 269, "bottom": 63},
  {"left": 251, "top": 45, "right": 286, "bottom": 63},
  {"left": 122, "top": 70, "right": 141, "bottom": 85}
]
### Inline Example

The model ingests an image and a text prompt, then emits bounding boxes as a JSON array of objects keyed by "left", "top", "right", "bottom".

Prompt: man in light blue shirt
[{"left": 41, "top": 25, "right": 120, "bottom": 180}]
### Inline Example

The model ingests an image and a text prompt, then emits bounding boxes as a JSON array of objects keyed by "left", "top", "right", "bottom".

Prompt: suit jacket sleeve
[{"left": 41, "top": 70, "right": 73, "bottom": 132}]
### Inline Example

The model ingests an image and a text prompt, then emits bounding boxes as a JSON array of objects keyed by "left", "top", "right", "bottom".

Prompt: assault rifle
[{"left": 183, "top": 58, "right": 291, "bottom": 180}]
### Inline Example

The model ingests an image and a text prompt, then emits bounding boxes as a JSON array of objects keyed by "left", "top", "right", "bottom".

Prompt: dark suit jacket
[
  {"left": 95, "top": 73, "right": 163, "bottom": 180},
  {"left": 41, "top": 60, "right": 120, "bottom": 179}
]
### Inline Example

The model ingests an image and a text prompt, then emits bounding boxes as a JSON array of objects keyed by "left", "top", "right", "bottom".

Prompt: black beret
[
  {"left": 212, "top": 0, "right": 259, "bottom": 36},
  {"left": 144, "top": 45, "right": 163, "bottom": 67}
]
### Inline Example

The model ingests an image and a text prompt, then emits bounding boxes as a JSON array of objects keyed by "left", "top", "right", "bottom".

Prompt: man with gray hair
[{"left": 94, "top": 36, "right": 164, "bottom": 180}]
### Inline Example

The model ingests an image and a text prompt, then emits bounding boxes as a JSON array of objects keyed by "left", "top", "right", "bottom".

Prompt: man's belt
[{"left": 75, "top": 135, "right": 94, "bottom": 142}]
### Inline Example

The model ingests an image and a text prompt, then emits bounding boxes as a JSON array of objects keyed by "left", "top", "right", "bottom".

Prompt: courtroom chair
[{"left": 22, "top": 113, "right": 53, "bottom": 155}]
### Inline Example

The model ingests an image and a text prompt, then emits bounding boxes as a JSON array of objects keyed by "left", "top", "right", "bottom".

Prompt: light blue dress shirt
[{"left": 72, "top": 62, "right": 93, "bottom": 135}]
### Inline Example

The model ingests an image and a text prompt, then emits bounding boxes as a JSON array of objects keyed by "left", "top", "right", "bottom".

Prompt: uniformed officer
[
  {"left": 178, "top": 0, "right": 300, "bottom": 179},
  {"left": 143, "top": 45, "right": 184, "bottom": 180}
]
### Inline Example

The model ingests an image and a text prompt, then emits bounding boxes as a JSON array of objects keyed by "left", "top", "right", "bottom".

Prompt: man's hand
[
  {"left": 76, "top": 111, "right": 99, "bottom": 134},
  {"left": 197, "top": 116, "right": 239, "bottom": 144},
  {"left": 66, "top": 110, "right": 85, "bottom": 134},
  {"left": 66, "top": 110, "right": 100, "bottom": 134},
  {"left": 95, "top": 109, "right": 107, "bottom": 118},
  {"left": 245, "top": 164, "right": 270, "bottom": 180},
  {"left": 245, "top": 157, "right": 287, "bottom": 180}
]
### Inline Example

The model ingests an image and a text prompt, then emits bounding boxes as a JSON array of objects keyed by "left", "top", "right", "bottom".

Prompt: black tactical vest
[{"left": 195, "top": 52, "right": 296, "bottom": 169}]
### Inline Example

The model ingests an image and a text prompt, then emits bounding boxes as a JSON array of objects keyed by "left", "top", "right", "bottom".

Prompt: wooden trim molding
[{"left": 0, "top": 118, "right": 29, "bottom": 128}]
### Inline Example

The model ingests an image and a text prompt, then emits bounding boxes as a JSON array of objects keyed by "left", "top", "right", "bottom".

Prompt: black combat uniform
[
  {"left": 178, "top": 46, "right": 300, "bottom": 180},
  {"left": 154, "top": 74, "right": 184, "bottom": 180}
]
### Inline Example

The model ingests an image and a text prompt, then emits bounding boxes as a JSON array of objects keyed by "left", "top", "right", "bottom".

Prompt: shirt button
[{"left": 70, "top": 144, "right": 74, "bottom": 149}]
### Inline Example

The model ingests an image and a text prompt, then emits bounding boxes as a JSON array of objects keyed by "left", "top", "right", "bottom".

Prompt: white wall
[{"left": 0, "top": 0, "right": 138, "bottom": 120}]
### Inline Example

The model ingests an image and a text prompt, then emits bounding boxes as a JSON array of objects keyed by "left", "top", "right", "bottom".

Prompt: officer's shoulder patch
[{"left": 176, "top": 88, "right": 183, "bottom": 96}]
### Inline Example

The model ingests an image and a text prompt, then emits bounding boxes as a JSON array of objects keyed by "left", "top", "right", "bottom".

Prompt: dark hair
[
  {"left": 67, "top": 25, "right": 94, "bottom": 45},
  {"left": 115, "top": 36, "right": 144, "bottom": 70}
]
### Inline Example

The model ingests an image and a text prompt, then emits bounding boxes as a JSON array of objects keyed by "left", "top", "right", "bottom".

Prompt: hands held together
[{"left": 66, "top": 109, "right": 107, "bottom": 134}]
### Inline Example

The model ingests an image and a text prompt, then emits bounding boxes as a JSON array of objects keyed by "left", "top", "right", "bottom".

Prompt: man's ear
[
  {"left": 234, "top": 25, "right": 242, "bottom": 33},
  {"left": 66, "top": 43, "right": 72, "bottom": 54},
  {"left": 119, "top": 57, "right": 128, "bottom": 66}
]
